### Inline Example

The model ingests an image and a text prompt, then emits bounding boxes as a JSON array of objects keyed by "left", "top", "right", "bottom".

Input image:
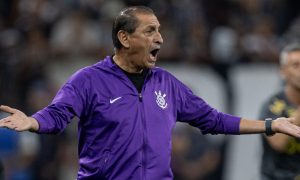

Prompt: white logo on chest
[
  {"left": 155, "top": 90, "right": 168, "bottom": 109},
  {"left": 110, "top": 96, "right": 122, "bottom": 104}
]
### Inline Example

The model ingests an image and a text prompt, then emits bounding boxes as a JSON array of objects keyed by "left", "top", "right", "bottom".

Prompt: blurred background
[{"left": 0, "top": 0, "right": 300, "bottom": 179}]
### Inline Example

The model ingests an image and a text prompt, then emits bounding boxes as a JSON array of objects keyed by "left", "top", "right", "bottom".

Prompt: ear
[{"left": 117, "top": 30, "right": 130, "bottom": 48}]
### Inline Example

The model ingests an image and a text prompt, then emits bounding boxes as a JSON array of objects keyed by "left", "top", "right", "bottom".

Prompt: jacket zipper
[
  {"left": 139, "top": 92, "right": 147, "bottom": 180},
  {"left": 139, "top": 73, "right": 150, "bottom": 180},
  {"left": 139, "top": 72, "right": 152, "bottom": 180},
  {"left": 120, "top": 69, "right": 150, "bottom": 180}
]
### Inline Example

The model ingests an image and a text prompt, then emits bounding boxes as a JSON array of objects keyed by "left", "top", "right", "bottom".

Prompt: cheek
[
  {"left": 286, "top": 73, "right": 295, "bottom": 80},
  {"left": 131, "top": 42, "right": 148, "bottom": 52},
  {"left": 287, "top": 73, "right": 300, "bottom": 84},
  {"left": 291, "top": 70, "right": 300, "bottom": 77}
]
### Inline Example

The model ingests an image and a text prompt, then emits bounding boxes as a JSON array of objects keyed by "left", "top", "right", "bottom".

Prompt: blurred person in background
[
  {"left": 259, "top": 43, "right": 300, "bottom": 180},
  {"left": 172, "top": 123, "right": 223, "bottom": 180},
  {"left": 1, "top": 5, "right": 300, "bottom": 180}
]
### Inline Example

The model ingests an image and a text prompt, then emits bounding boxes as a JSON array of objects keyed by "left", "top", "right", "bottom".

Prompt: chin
[{"left": 146, "top": 62, "right": 156, "bottom": 69}]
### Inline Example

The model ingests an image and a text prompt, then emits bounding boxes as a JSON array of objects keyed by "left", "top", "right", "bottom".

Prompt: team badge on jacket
[{"left": 155, "top": 90, "right": 168, "bottom": 109}]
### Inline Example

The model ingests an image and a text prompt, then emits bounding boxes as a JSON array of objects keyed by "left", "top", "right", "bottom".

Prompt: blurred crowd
[{"left": 0, "top": 0, "right": 300, "bottom": 179}]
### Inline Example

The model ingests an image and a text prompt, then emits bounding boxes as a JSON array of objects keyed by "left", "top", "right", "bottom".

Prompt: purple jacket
[{"left": 32, "top": 56, "right": 240, "bottom": 180}]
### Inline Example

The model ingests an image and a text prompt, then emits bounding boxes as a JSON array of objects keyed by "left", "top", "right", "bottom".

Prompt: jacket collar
[{"left": 99, "top": 55, "right": 155, "bottom": 77}]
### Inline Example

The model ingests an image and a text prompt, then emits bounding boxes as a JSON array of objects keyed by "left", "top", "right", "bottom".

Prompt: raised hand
[
  {"left": 272, "top": 117, "right": 300, "bottom": 138},
  {"left": 0, "top": 105, "right": 39, "bottom": 132}
]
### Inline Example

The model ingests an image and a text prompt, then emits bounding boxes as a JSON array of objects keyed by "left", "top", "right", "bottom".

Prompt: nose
[{"left": 155, "top": 32, "right": 163, "bottom": 45}]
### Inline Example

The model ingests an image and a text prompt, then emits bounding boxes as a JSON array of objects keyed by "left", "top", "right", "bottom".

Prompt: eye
[
  {"left": 293, "top": 63, "right": 300, "bottom": 68},
  {"left": 145, "top": 30, "right": 153, "bottom": 35},
  {"left": 147, "top": 30, "right": 153, "bottom": 33},
  {"left": 291, "top": 62, "right": 300, "bottom": 69},
  {"left": 145, "top": 26, "right": 156, "bottom": 35}
]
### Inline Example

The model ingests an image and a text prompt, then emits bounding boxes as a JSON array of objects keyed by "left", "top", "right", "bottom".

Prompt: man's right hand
[{"left": 0, "top": 105, "right": 39, "bottom": 132}]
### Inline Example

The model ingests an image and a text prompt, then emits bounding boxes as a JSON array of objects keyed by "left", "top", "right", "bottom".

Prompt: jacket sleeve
[
  {"left": 32, "top": 70, "right": 89, "bottom": 134},
  {"left": 175, "top": 79, "right": 241, "bottom": 135}
]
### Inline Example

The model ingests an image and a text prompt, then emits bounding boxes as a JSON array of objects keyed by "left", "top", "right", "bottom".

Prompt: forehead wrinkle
[{"left": 136, "top": 14, "right": 159, "bottom": 22}]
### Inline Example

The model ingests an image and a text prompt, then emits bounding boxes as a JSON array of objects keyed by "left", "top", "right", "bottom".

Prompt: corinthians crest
[{"left": 155, "top": 90, "right": 168, "bottom": 109}]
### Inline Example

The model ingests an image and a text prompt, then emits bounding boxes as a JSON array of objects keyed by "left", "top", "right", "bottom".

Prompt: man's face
[
  {"left": 126, "top": 13, "right": 163, "bottom": 69},
  {"left": 282, "top": 51, "right": 300, "bottom": 91}
]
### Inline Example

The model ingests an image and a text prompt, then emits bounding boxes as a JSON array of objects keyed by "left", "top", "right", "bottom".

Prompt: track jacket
[{"left": 32, "top": 56, "right": 241, "bottom": 180}]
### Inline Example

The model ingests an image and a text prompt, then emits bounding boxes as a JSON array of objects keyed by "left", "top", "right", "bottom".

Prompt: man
[
  {"left": 259, "top": 43, "right": 300, "bottom": 180},
  {"left": 0, "top": 6, "right": 300, "bottom": 180}
]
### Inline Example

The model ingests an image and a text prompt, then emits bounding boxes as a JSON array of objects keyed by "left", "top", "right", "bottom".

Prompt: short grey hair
[{"left": 280, "top": 42, "right": 300, "bottom": 65}]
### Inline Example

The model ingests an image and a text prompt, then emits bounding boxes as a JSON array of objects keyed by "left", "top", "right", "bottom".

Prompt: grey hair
[
  {"left": 280, "top": 42, "right": 300, "bottom": 65},
  {"left": 112, "top": 6, "right": 154, "bottom": 50}
]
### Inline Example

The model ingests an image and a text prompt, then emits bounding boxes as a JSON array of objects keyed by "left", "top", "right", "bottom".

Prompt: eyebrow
[{"left": 146, "top": 24, "right": 161, "bottom": 30}]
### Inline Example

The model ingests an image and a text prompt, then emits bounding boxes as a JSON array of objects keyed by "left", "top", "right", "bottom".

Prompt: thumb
[{"left": 0, "top": 105, "right": 17, "bottom": 114}]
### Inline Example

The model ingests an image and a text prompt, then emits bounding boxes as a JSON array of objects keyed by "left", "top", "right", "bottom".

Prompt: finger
[
  {"left": 4, "top": 123, "right": 16, "bottom": 130},
  {"left": 14, "top": 126, "right": 25, "bottom": 132},
  {"left": 0, "top": 121, "right": 14, "bottom": 130},
  {"left": 286, "top": 121, "right": 299, "bottom": 130},
  {"left": 287, "top": 117, "right": 295, "bottom": 121},
  {"left": 289, "top": 124, "right": 300, "bottom": 134},
  {"left": 0, "top": 121, "right": 5, "bottom": 128},
  {"left": 292, "top": 129, "right": 300, "bottom": 138},
  {"left": 286, "top": 124, "right": 300, "bottom": 137},
  {"left": 0, "top": 105, "right": 17, "bottom": 114},
  {"left": 0, "top": 117, "right": 11, "bottom": 126}
]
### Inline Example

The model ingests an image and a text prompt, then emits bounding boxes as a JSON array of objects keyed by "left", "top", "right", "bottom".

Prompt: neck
[
  {"left": 285, "top": 85, "right": 300, "bottom": 106},
  {"left": 113, "top": 52, "right": 143, "bottom": 74}
]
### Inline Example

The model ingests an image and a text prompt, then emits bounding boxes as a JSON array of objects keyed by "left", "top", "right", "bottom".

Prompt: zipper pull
[{"left": 139, "top": 93, "right": 143, "bottom": 102}]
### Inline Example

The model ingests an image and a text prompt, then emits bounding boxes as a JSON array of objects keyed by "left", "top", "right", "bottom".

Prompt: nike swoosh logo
[{"left": 110, "top": 96, "right": 122, "bottom": 104}]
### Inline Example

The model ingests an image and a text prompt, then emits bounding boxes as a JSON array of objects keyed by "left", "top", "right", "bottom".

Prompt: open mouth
[{"left": 150, "top": 49, "right": 160, "bottom": 58}]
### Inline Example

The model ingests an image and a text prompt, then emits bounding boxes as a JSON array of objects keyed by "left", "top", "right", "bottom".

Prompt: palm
[
  {"left": 0, "top": 105, "right": 32, "bottom": 131},
  {"left": 273, "top": 117, "right": 300, "bottom": 138}
]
